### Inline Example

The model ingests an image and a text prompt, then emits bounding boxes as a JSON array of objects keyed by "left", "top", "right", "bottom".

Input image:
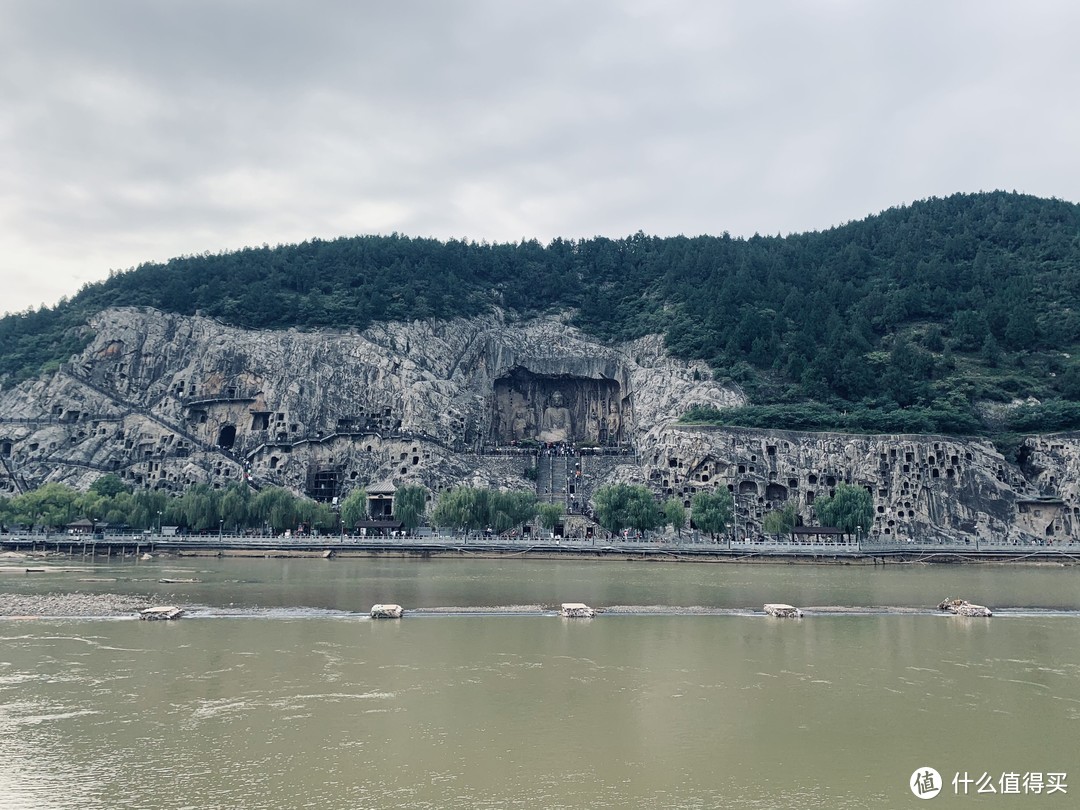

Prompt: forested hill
[{"left": 3, "top": 191, "right": 1080, "bottom": 437}]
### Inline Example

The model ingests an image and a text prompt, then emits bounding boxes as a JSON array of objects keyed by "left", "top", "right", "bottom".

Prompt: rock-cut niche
[
  {"left": 491, "top": 368, "right": 623, "bottom": 445},
  {"left": 217, "top": 425, "right": 237, "bottom": 449}
]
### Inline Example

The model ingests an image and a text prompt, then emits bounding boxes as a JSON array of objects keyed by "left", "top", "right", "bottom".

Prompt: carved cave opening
[
  {"left": 217, "top": 425, "right": 237, "bottom": 449},
  {"left": 765, "top": 483, "right": 788, "bottom": 502},
  {"left": 490, "top": 368, "right": 625, "bottom": 445},
  {"left": 307, "top": 467, "right": 342, "bottom": 503},
  {"left": 1015, "top": 442, "right": 1043, "bottom": 482}
]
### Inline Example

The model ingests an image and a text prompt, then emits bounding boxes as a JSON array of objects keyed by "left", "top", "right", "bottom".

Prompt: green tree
[
  {"left": 593, "top": 484, "right": 663, "bottom": 535},
  {"left": 181, "top": 483, "right": 221, "bottom": 532},
  {"left": 593, "top": 484, "right": 632, "bottom": 534},
  {"left": 129, "top": 489, "right": 170, "bottom": 531},
  {"left": 629, "top": 491, "right": 663, "bottom": 533},
  {"left": 814, "top": 482, "right": 873, "bottom": 534},
  {"left": 490, "top": 490, "right": 537, "bottom": 533},
  {"left": 220, "top": 483, "right": 251, "bottom": 532},
  {"left": 691, "top": 489, "right": 734, "bottom": 540},
  {"left": 432, "top": 487, "right": 482, "bottom": 533},
  {"left": 102, "top": 492, "right": 134, "bottom": 527},
  {"left": 13, "top": 483, "right": 78, "bottom": 529},
  {"left": 89, "top": 474, "right": 131, "bottom": 498},
  {"left": 979, "top": 334, "right": 1002, "bottom": 368},
  {"left": 1003, "top": 307, "right": 1037, "bottom": 350},
  {"left": 295, "top": 499, "right": 336, "bottom": 534},
  {"left": 762, "top": 502, "right": 797, "bottom": 536},
  {"left": 339, "top": 487, "right": 369, "bottom": 531},
  {"left": 252, "top": 486, "right": 299, "bottom": 534},
  {"left": 537, "top": 502, "right": 564, "bottom": 531},
  {"left": 663, "top": 498, "right": 687, "bottom": 535},
  {"left": 311, "top": 502, "right": 338, "bottom": 533},
  {"left": 0, "top": 495, "right": 11, "bottom": 529},
  {"left": 73, "top": 491, "right": 107, "bottom": 524},
  {"left": 393, "top": 485, "right": 428, "bottom": 532}
]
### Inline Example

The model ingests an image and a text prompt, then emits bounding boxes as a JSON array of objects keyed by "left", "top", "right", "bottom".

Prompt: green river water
[{"left": 1, "top": 556, "right": 1078, "bottom": 809}]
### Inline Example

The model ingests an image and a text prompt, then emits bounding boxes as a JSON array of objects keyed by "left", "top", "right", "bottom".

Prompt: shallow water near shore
[{"left": 2, "top": 557, "right": 1078, "bottom": 808}]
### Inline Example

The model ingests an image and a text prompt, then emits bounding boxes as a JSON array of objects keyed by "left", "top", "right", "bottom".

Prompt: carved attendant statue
[
  {"left": 539, "top": 391, "right": 572, "bottom": 443},
  {"left": 606, "top": 400, "right": 621, "bottom": 443}
]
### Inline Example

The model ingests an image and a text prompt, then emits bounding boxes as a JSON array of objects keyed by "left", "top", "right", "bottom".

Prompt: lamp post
[
  {"left": 734, "top": 491, "right": 741, "bottom": 545},
  {"left": 219, "top": 518, "right": 223, "bottom": 539},
  {"left": 856, "top": 524, "right": 862, "bottom": 552},
  {"left": 157, "top": 510, "right": 162, "bottom": 536}
]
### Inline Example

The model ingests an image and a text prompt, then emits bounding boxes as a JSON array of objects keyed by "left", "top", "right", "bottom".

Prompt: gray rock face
[
  {"left": 646, "top": 425, "right": 1078, "bottom": 545},
  {"left": 0, "top": 306, "right": 1077, "bottom": 545},
  {"left": 0, "top": 307, "right": 736, "bottom": 498}
]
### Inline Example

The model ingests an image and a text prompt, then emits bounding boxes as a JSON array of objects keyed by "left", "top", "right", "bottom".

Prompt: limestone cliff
[{"left": 0, "top": 306, "right": 1076, "bottom": 544}]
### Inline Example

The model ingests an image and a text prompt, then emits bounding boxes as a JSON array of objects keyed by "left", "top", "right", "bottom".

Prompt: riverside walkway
[{"left": 3, "top": 532, "right": 1079, "bottom": 563}]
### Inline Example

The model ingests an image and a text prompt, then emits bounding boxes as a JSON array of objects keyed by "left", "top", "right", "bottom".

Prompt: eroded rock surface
[{"left": 0, "top": 306, "right": 1077, "bottom": 545}]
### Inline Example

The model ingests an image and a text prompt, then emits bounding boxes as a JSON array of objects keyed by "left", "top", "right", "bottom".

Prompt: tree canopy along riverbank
[{"left": 3, "top": 191, "right": 1079, "bottom": 436}]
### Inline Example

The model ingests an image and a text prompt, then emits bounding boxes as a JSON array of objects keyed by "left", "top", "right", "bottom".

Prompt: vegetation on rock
[{"left": 3, "top": 191, "right": 1079, "bottom": 435}]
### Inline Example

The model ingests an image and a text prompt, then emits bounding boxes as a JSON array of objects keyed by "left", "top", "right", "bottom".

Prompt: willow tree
[
  {"left": 220, "top": 483, "right": 252, "bottom": 532},
  {"left": 594, "top": 484, "right": 663, "bottom": 535},
  {"left": 691, "top": 489, "right": 734, "bottom": 541},
  {"left": 537, "top": 502, "right": 564, "bottom": 531},
  {"left": 339, "top": 487, "right": 369, "bottom": 530},
  {"left": 762, "top": 503, "right": 797, "bottom": 537},
  {"left": 432, "top": 487, "right": 479, "bottom": 533},
  {"left": 252, "top": 486, "right": 300, "bottom": 534},
  {"left": 11, "top": 482, "right": 79, "bottom": 529},
  {"left": 393, "top": 485, "right": 428, "bottom": 531},
  {"left": 490, "top": 490, "right": 537, "bottom": 533},
  {"left": 663, "top": 498, "right": 687, "bottom": 536},
  {"left": 814, "top": 483, "right": 872, "bottom": 535}
]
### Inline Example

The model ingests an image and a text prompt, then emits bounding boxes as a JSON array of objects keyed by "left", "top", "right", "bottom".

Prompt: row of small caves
[
  {"left": 655, "top": 440, "right": 986, "bottom": 537},
  {"left": 185, "top": 370, "right": 625, "bottom": 455},
  {"left": 175, "top": 379, "right": 406, "bottom": 451},
  {"left": 152, "top": 371, "right": 629, "bottom": 498},
  {"left": 2, "top": 422, "right": 1076, "bottom": 540},
  {"left": 5, "top": 372, "right": 1071, "bottom": 535}
]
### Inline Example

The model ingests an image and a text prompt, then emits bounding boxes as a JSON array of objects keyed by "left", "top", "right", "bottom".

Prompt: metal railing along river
[{"left": 4, "top": 531, "right": 1079, "bottom": 561}]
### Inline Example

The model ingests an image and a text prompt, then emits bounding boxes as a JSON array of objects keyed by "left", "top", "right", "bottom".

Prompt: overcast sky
[{"left": 2, "top": 0, "right": 1079, "bottom": 315}]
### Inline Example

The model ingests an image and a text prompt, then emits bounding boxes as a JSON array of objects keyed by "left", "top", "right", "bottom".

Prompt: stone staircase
[{"left": 536, "top": 453, "right": 572, "bottom": 505}]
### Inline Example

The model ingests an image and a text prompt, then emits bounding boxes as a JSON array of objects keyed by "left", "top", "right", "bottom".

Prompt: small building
[
  {"left": 66, "top": 518, "right": 108, "bottom": 535},
  {"left": 367, "top": 481, "right": 396, "bottom": 519},
  {"left": 792, "top": 526, "right": 848, "bottom": 544},
  {"left": 353, "top": 520, "right": 404, "bottom": 537}
]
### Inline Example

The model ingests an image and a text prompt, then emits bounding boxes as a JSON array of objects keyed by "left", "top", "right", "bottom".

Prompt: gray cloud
[{"left": 2, "top": 0, "right": 1080, "bottom": 314}]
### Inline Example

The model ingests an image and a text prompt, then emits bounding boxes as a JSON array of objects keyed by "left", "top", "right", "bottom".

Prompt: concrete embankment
[{"left": 4, "top": 535, "right": 1080, "bottom": 564}]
